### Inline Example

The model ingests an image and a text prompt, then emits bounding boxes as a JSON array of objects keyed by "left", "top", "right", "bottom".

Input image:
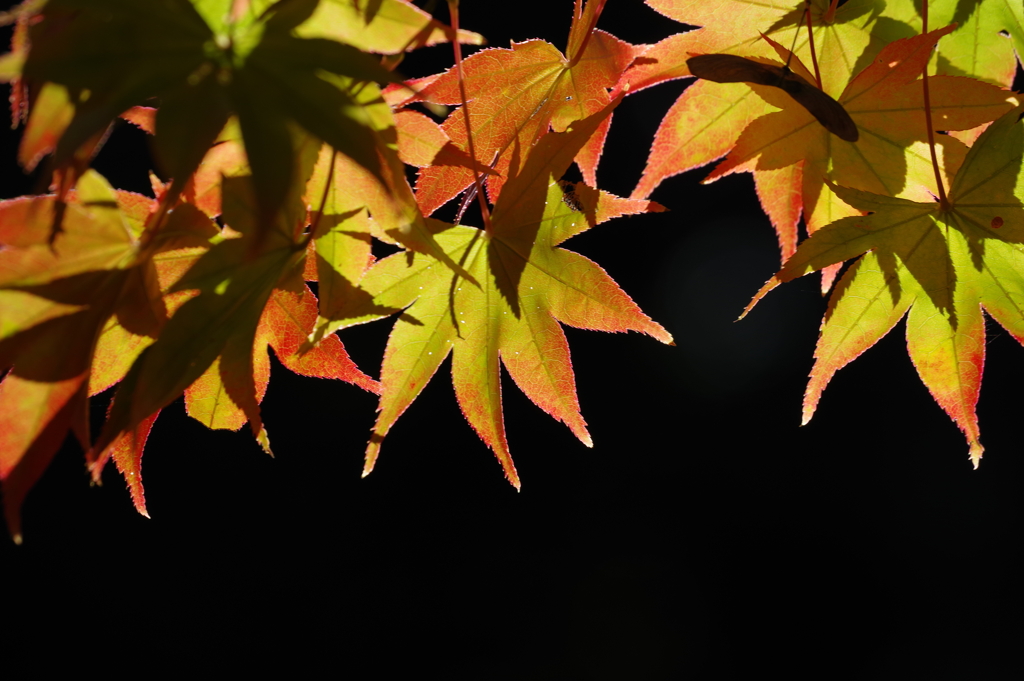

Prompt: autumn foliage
[{"left": 0, "top": 0, "right": 1021, "bottom": 542}]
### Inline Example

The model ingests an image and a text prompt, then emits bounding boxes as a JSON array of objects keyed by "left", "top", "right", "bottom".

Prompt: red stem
[
  {"left": 804, "top": 1, "right": 822, "bottom": 89},
  {"left": 823, "top": 0, "right": 839, "bottom": 24},
  {"left": 447, "top": 0, "right": 492, "bottom": 233},
  {"left": 567, "top": 0, "right": 607, "bottom": 67},
  {"left": 920, "top": 1, "right": 949, "bottom": 210}
]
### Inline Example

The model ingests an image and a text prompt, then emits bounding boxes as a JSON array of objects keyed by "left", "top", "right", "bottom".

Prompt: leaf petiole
[
  {"left": 920, "top": 0, "right": 949, "bottom": 210},
  {"left": 803, "top": 0, "right": 822, "bottom": 89},
  {"left": 446, "top": 0, "right": 492, "bottom": 233}
]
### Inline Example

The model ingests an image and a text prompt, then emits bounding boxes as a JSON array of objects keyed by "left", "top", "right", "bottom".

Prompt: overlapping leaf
[
  {"left": 889, "top": 0, "right": 1024, "bottom": 86},
  {"left": 629, "top": 0, "right": 1019, "bottom": 270},
  {"left": 0, "top": 171, "right": 163, "bottom": 540},
  {"left": 703, "top": 28, "right": 1014, "bottom": 258},
  {"left": 314, "top": 102, "right": 671, "bottom": 487},
  {"left": 93, "top": 156, "right": 380, "bottom": 466},
  {"left": 407, "top": 0, "right": 638, "bottom": 215},
  {"left": 16, "top": 0, "right": 458, "bottom": 262},
  {"left": 630, "top": 0, "right": 910, "bottom": 201},
  {"left": 748, "top": 104, "right": 1024, "bottom": 467}
]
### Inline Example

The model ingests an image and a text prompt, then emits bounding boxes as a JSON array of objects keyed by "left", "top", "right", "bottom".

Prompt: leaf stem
[
  {"left": 920, "top": 1, "right": 949, "bottom": 210},
  {"left": 804, "top": 1, "right": 822, "bottom": 89},
  {"left": 823, "top": 0, "right": 839, "bottom": 24},
  {"left": 567, "top": 0, "right": 607, "bottom": 68},
  {"left": 446, "top": 0, "right": 492, "bottom": 233}
]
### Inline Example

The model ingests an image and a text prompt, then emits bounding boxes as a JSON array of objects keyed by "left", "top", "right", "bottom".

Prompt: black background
[{"left": 3, "top": 1, "right": 1024, "bottom": 677}]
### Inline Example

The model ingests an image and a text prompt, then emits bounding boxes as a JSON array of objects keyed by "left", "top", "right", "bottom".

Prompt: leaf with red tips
[
  {"left": 263, "top": 286, "right": 379, "bottom": 394},
  {"left": 630, "top": 2, "right": 1016, "bottom": 267},
  {"left": 0, "top": 372, "right": 88, "bottom": 542},
  {"left": 756, "top": 105, "right": 1024, "bottom": 467},
  {"left": 801, "top": 251, "right": 916, "bottom": 425},
  {"left": 183, "top": 279, "right": 381, "bottom": 432},
  {"left": 91, "top": 409, "right": 160, "bottom": 519},
  {"left": 92, "top": 174, "right": 304, "bottom": 458},
  {"left": 317, "top": 103, "right": 671, "bottom": 488}
]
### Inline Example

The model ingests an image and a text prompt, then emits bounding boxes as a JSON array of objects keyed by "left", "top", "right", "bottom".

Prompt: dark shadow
[
  {"left": 359, "top": 0, "right": 385, "bottom": 24},
  {"left": 487, "top": 105, "right": 616, "bottom": 319},
  {"left": 951, "top": 0, "right": 984, "bottom": 28},
  {"left": 954, "top": 108, "right": 1024, "bottom": 279},
  {"left": 0, "top": 268, "right": 120, "bottom": 382},
  {"left": 875, "top": 247, "right": 904, "bottom": 310},
  {"left": 307, "top": 247, "right": 407, "bottom": 346},
  {"left": 448, "top": 227, "right": 482, "bottom": 337}
]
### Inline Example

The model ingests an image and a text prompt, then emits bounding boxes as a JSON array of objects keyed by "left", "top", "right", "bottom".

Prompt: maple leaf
[
  {"left": 93, "top": 136, "right": 380, "bottom": 474},
  {"left": 184, "top": 283, "right": 379, "bottom": 432},
  {"left": 703, "top": 27, "right": 1014, "bottom": 244},
  {"left": 629, "top": 0, "right": 913, "bottom": 198},
  {"left": 747, "top": 104, "right": 1024, "bottom": 468},
  {"left": 312, "top": 101, "right": 671, "bottom": 487},
  {"left": 91, "top": 157, "right": 313, "bottom": 459},
  {"left": 0, "top": 170, "right": 167, "bottom": 540},
  {"left": 408, "top": 0, "right": 639, "bottom": 216},
  {"left": 77, "top": 142, "right": 376, "bottom": 516},
  {"left": 628, "top": 0, "right": 1017, "bottom": 284},
  {"left": 16, "top": 0, "right": 462, "bottom": 263},
  {"left": 88, "top": 199, "right": 219, "bottom": 397},
  {"left": 887, "top": 0, "right": 1024, "bottom": 87}
]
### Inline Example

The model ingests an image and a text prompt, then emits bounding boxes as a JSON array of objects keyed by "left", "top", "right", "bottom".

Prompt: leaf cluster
[
  {"left": 1, "top": 0, "right": 1022, "bottom": 540},
  {"left": 0, "top": 0, "right": 670, "bottom": 539}
]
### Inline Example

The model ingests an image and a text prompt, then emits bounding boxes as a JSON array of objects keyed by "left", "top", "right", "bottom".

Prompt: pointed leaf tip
[
  {"left": 257, "top": 427, "right": 272, "bottom": 457},
  {"left": 970, "top": 442, "right": 984, "bottom": 470},
  {"left": 738, "top": 277, "right": 781, "bottom": 320},
  {"left": 363, "top": 437, "right": 382, "bottom": 478}
]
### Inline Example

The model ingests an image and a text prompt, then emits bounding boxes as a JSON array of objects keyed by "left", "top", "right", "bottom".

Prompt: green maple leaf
[
  {"left": 628, "top": 0, "right": 1018, "bottom": 275},
  {"left": 888, "top": 0, "right": 1024, "bottom": 87},
  {"left": 702, "top": 27, "right": 1014, "bottom": 266},
  {"left": 313, "top": 102, "right": 672, "bottom": 487},
  {"left": 629, "top": 0, "right": 913, "bottom": 199},
  {"left": 747, "top": 104, "right": 1024, "bottom": 467}
]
